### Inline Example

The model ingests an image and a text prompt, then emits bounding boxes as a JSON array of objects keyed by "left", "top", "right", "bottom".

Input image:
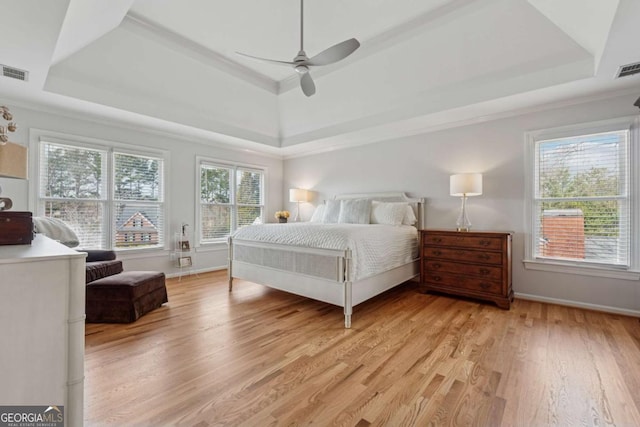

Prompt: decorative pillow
[
  {"left": 338, "top": 199, "right": 372, "bottom": 224},
  {"left": 370, "top": 201, "right": 407, "bottom": 226},
  {"left": 33, "top": 216, "right": 80, "bottom": 247},
  {"left": 402, "top": 205, "right": 417, "bottom": 226},
  {"left": 310, "top": 204, "right": 326, "bottom": 223},
  {"left": 322, "top": 199, "right": 341, "bottom": 223}
]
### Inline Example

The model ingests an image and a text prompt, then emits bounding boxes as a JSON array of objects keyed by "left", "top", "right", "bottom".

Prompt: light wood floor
[{"left": 85, "top": 271, "right": 640, "bottom": 426}]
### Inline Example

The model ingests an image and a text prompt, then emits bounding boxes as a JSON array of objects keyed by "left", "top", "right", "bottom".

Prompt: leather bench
[{"left": 85, "top": 271, "right": 168, "bottom": 323}]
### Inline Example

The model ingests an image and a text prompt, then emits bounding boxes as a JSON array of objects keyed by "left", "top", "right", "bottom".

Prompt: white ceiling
[
  {"left": 129, "top": 0, "right": 454, "bottom": 81},
  {"left": 1, "top": 0, "right": 639, "bottom": 158}
]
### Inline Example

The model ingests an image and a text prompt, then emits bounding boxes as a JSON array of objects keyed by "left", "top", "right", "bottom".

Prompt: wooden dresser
[{"left": 420, "top": 229, "right": 513, "bottom": 309}]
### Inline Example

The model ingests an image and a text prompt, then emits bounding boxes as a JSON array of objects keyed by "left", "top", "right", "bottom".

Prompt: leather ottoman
[{"left": 86, "top": 271, "right": 168, "bottom": 323}]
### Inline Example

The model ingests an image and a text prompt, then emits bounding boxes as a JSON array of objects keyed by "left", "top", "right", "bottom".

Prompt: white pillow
[
  {"left": 322, "top": 199, "right": 341, "bottom": 223},
  {"left": 310, "top": 204, "right": 326, "bottom": 223},
  {"left": 403, "top": 205, "right": 417, "bottom": 226},
  {"left": 338, "top": 199, "right": 371, "bottom": 224},
  {"left": 370, "top": 201, "right": 407, "bottom": 226},
  {"left": 33, "top": 216, "right": 80, "bottom": 248}
]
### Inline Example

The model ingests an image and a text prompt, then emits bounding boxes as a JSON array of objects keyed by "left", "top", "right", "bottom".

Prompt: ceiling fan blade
[
  {"left": 300, "top": 72, "right": 316, "bottom": 97},
  {"left": 236, "top": 51, "right": 297, "bottom": 66},
  {"left": 305, "top": 38, "right": 360, "bottom": 66}
]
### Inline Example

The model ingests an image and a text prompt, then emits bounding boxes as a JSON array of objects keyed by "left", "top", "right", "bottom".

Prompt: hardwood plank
[{"left": 84, "top": 271, "right": 640, "bottom": 426}]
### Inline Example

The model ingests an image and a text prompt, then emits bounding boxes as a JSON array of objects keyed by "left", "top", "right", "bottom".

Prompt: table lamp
[
  {"left": 450, "top": 173, "right": 482, "bottom": 231},
  {"left": 289, "top": 188, "right": 309, "bottom": 222}
]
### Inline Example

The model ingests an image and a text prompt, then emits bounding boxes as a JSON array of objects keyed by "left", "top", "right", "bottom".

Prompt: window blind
[
  {"left": 113, "top": 152, "right": 164, "bottom": 249},
  {"left": 236, "top": 168, "right": 263, "bottom": 229},
  {"left": 38, "top": 141, "right": 165, "bottom": 250},
  {"left": 199, "top": 162, "right": 264, "bottom": 242},
  {"left": 200, "top": 165, "right": 232, "bottom": 240},
  {"left": 39, "top": 142, "right": 108, "bottom": 249},
  {"left": 534, "top": 130, "right": 629, "bottom": 267}
]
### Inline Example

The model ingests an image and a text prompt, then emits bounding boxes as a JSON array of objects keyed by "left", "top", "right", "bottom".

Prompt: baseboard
[
  {"left": 515, "top": 292, "right": 640, "bottom": 317},
  {"left": 165, "top": 265, "right": 227, "bottom": 279}
]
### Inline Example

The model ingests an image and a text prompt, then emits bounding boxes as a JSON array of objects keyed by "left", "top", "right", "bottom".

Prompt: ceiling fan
[{"left": 236, "top": 0, "right": 360, "bottom": 97}]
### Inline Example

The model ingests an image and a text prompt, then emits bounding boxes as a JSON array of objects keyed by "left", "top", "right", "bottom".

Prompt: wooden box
[{"left": 0, "top": 211, "right": 34, "bottom": 245}]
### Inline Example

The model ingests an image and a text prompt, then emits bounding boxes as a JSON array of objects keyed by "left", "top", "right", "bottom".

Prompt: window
[
  {"left": 37, "top": 139, "right": 165, "bottom": 250},
  {"left": 525, "top": 117, "right": 639, "bottom": 275},
  {"left": 198, "top": 159, "right": 265, "bottom": 243}
]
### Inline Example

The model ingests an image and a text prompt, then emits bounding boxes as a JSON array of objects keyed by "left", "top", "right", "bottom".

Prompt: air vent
[
  {"left": 616, "top": 62, "right": 640, "bottom": 78},
  {"left": 1, "top": 65, "right": 28, "bottom": 81}
]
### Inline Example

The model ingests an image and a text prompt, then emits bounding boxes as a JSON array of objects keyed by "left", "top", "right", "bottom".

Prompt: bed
[{"left": 227, "top": 192, "right": 425, "bottom": 328}]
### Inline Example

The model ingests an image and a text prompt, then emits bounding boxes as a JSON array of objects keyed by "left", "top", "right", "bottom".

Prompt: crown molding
[
  {"left": 122, "top": 12, "right": 278, "bottom": 94},
  {"left": 281, "top": 85, "right": 640, "bottom": 159},
  {"left": 3, "top": 94, "right": 284, "bottom": 159}
]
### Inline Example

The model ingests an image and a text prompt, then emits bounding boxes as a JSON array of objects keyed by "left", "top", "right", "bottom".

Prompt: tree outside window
[
  {"left": 533, "top": 129, "right": 629, "bottom": 267},
  {"left": 199, "top": 162, "right": 264, "bottom": 243},
  {"left": 38, "top": 141, "right": 165, "bottom": 250}
]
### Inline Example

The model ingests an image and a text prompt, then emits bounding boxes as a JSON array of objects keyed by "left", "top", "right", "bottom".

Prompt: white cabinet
[{"left": 0, "top": 235, "right": 85, "bottom": 426}]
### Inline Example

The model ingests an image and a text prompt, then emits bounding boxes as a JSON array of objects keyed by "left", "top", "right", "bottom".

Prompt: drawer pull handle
[
  {"left": 479, "top": 240, "right": 491, "bottom": 247},
  {"left": 432, "top": 250, "right": 442, "bottom": 256},
  {"left": 478, "top": 254, "right": 490, "bottom": 261},
  {"left": 1, "top": 218, "right": 10, "bottom": 223},
  {"left": 432, "top": 263, "right": 441, "bottom": 269},
  {"left": 432, "top": 238, "right": 442, "bottom": 243},
  {"left": 479, "top": 268, "right": 490, "bottom": 276},
  {"left": 433, "top": 276, "right": 442, "bottom": 282},
  {"left": 479, "top": 282, "right": 491, "bottom": 290}
]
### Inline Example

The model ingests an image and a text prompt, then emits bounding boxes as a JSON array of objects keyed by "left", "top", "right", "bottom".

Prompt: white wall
[
  {"left": 283, "top": 91, "right": 640, "bottom": 314},
  {"left": 6, "top": 104, "right": 283, "bottom": 276}
]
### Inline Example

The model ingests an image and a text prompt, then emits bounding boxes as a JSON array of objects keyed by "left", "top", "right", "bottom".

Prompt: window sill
[
  {"left": 523, "top": 259, "right": 640, "bottom": 281},
  {"left": 115, "top": 247, "right": 168, "bottom": 259},
  {"left": 195, "top": 241, "right": 228, "bottom": 252}
]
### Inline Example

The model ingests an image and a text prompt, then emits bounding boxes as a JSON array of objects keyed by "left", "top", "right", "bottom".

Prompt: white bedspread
[{"left": 232, "top": 223, "right": 418, "bottom": 280}]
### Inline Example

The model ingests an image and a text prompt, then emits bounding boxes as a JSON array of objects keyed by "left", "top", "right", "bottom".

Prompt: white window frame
[
  {"left": 524, "top": 116, "right": 640, "bottom": 280},
  {"left": 29, "top": 129, "right": 170, "bottom": 252},
  {"left": 196, "top": 156, "right": 267, "bottom": 247}
]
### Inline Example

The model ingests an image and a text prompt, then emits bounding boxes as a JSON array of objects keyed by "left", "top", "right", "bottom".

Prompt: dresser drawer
[
  {"left": 423, "top": 246, "right": 502, "bottom": 265},
  {"left": 423, "top": 259, "right": 502, "bottom": 281},
  {"left": 423, "top": 233, "right": 502, "bottom": 250},
  {"left": 423, "top": 271, "right": 502, "bottom": 294}
]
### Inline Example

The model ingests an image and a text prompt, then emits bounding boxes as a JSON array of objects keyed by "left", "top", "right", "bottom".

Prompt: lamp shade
[
  {"left": 289, "top": 188, "right": 309, "bottom": 203},
  {"left": 450, "top": 173, "right": 482, "bottom": 196},
  {"left": 0, "top": 142, "right": 27, "bottom": 179}
]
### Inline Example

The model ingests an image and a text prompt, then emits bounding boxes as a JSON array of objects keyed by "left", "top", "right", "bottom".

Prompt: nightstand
[{"left": 420, "top": 229, "right": 513, "bottom": 309}]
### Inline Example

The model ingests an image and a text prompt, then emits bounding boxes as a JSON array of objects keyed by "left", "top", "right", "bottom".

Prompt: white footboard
[
  {"left": 228, "top": 237, "right": 418, "bottom": 328},
  {"left": 228, "top": 237, "right": 354, "bottom": 327}
]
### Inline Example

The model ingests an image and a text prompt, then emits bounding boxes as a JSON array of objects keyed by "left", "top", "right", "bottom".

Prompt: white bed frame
[{"left": 228, "top": 192, "right": 425, "bottom": 328}]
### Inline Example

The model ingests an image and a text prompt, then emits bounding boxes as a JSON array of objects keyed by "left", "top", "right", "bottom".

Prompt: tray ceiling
[{"left": 1, "top": 0, "right": 638, "bottom": 157}]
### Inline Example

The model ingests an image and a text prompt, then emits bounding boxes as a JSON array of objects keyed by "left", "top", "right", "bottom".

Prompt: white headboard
[{"left": 334, "top": 192, "right": 426, "bottom": 229}]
